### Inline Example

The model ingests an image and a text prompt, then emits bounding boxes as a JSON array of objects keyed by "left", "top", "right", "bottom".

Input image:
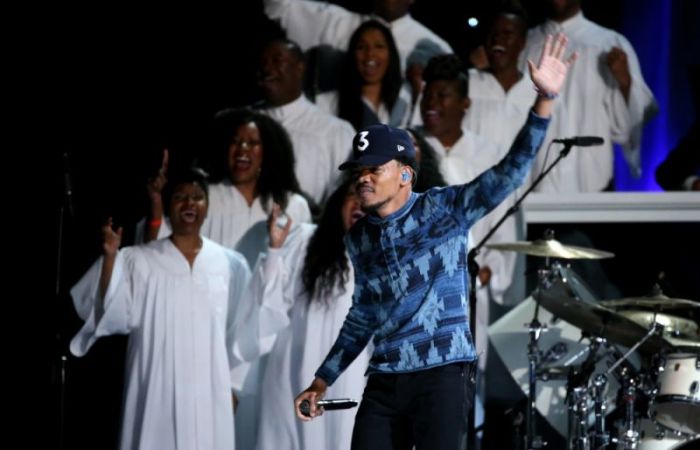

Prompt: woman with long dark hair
[
  {"left": 315, "top": 20, "right": 412, "bottom": 130},
  {"left": 142, "top": 108, "right": 312, "bottom": 265},
  {"left": 233, "top": 178, "right": 371, "bottom": 450}
]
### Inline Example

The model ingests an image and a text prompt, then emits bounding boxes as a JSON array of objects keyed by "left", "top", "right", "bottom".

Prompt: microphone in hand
[
  {"left": 300, "top": 400, "right": 312, "bottom": 417},
  {"left": 552, "top": 136, "right": 604, "bottom": 146},
  {"left": 300, "top": 398, "right": 358, "bottom": 417}
]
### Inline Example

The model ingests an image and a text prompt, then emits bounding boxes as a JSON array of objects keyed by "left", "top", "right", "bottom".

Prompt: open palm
[{"left": 528, "top": 33, "right": 577, "bottom": 96}]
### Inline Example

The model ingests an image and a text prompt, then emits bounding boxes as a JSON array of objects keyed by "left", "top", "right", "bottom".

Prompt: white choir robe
[
  {"left": 424, "top": 129, "right": 519, "bottom": 372},
  {"left": 315, "top": 84, "right": 414, "bottom": 129},
  {"left": 263, "top": 0, "right": 453, "bottom": 71},
  {"left": 69, "top": 237, "right": 251, "bottom": 450},
  {"left": 520, "top": 11, "right": 658, "bottom": 192},
  {"left": 257, "top": 95, "right": 356, "bottom": 205},
  {"left": 233, "top": 223, "right": 371, "bottom": 450},
  {"left": 463, "top": 69, "right": 537, "bottom": 155},
  {"left": 137, "top": 182, "right": 312, "bottom": 268}
]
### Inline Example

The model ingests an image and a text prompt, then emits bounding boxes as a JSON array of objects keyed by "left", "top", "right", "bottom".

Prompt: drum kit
[{"left": 487, "top": 230, "right": 700, "bottom": 450}]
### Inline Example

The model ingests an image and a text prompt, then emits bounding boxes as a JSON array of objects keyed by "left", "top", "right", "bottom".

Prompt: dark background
[{"left": 43, "top": 1, "right": 698, "bottom": 449}]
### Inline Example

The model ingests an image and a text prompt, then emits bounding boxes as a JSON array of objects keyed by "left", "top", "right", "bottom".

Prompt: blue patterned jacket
[{"left": 316, "top": 111, "right": 550, "bottom": 385}]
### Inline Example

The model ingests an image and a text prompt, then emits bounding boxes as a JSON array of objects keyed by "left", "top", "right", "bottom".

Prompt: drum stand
[
  {"left": 566, "top": 336, "right": 602, "bottom": 450},
  {"left": 591, "top": 373, "right": 610, "bottom": 450},
  {"left": 564, "top": 319, "right": 663, "bottom": 450}
]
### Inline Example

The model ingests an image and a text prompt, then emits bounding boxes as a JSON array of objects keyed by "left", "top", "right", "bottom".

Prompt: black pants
[{"left": 351, "top": 361, "right": 476, "bottom": 450}]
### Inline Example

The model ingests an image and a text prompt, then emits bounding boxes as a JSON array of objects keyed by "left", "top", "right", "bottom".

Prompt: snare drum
[{"left": 650, "top": 353, "right": 700, "bottom": 434}]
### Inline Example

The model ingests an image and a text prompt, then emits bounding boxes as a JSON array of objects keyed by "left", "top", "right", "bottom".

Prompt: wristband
[{"left": 536, "top": 87, "right": 558, "bottom": 99}]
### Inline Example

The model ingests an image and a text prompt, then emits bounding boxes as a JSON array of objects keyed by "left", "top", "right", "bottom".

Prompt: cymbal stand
[
  {"left": 605, "top": 323, "right": 663, "bottom": 377},
  {"left": 525, "top": 265, "right": 554, "bottom": 450}
]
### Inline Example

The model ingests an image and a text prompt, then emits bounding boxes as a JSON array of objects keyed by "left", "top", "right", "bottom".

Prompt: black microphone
[
  {"left": 300, "top": 398, "right": 358, "bottom": 417},
  {"left": 552, "top": 136, "right": 604, "bottom": 146}
]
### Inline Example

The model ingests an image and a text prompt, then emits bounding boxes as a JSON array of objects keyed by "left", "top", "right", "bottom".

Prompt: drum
[
  {"left": 650, "top": 353, "right": 700, "bottom": 434},
  {"left": 632, "top": 419, "right": 686, "bottom": 450},
  {"left": 488, "top": 265, "right": 623, "bottom": 438},
  {"left": 670, "top": 437, "right": 700, "bottom": 449}
]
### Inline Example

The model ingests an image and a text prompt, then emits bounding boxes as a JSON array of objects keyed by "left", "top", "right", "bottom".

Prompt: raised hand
[
  {"left": 147, "top": 149, "right": 169, "bottom": 199},
  {"left": 267, "top": 203, "right": 293, "bottom": 249},
  {"left": 527, "top": 33, "right": 577, "bottom": 97},
  {"left": 102, "top": 217, "right": 123, "bottom": 257}
]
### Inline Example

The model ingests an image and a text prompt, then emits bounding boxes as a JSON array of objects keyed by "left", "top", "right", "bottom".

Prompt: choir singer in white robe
[
  {"left": 464, "top": 10, "right": 537, "bottom": 156},
  {"left": 233, "top": 179, "right": 371, "bottom": 450},
  {"left": 70, "top": 167, "right": 251, "bottom": 450},
  {"left": 141, "top": 108, "right": 312, "bottom": 268},
  {"left": 520, "top": 0, "right": 657, "bottom": 192},
  {"left": 262, "top": 0, "right": 452, "bottom": 73}
]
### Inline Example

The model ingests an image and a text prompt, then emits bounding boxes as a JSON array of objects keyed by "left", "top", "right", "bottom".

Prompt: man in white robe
[
  {"left": 255, "top": 39, "right": 356, "bottom": 206},
  {"left": 464, "top": 11, "right": 537, "bottom": 156},
  {"left": 520, "top": 0, "right": 657, "bottom": 192},
  {"left": 70, "top": 172, "right": 251, "bottom": 450}
]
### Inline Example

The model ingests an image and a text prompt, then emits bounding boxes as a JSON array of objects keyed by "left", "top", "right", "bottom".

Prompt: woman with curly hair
[{"left": 142, "top": 107, "right": 312, "bottom": 265}]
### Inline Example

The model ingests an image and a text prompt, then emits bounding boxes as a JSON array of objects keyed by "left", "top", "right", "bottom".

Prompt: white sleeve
[
  {"left": 224, "top": 251, "right": 252, "bottom": 391},
  {"left": 286, "top": 193, "right": 313, "bottom": 225},
  {"left": 69, "top": 249, "right": 139, "bottom": 357},
  {"left": 231, "top": 247, "right": 297, "bottom": 364},
  {"left": 263, "top": 0, "right": 363, "bottom": 51},
  {"left": 226, "top": 251, "right": 252, "bottom": 357}
]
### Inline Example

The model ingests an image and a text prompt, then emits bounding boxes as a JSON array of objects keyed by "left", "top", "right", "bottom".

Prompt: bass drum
[
  {"left": 630, "top": 419, "right": 686, "bottom": 450},
  {"left": 670, "top": 437, "right": 700, "bottom": 449},
  {"left": 650, "top": 353, "right": 700, "bottom": 435}
]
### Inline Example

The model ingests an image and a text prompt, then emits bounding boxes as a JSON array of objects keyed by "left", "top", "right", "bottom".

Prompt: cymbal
[
  {"left": 615, "top": 310, "right": 700, "bottom": 342},
  {"left": 536, "top": 274, "right": 669, "bottom": 353},
  {"left": 664, "top": 336, "right": 700, "bottom": 351},
  {"left": 486, "top": 238, "right": 615, "bottom": 259},
  {"left": 601, "top": 295, "right": 699, "bottom": 311}
]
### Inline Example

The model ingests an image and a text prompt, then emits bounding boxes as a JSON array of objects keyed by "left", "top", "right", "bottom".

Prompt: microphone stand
[
  {"left": 466, "top": 141, "right": 575, "bottom": 449},
  {"left": 53, "top": 151, "right": 75, "bottom": 450}
]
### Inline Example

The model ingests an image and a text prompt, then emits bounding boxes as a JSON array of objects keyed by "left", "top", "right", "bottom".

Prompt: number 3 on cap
[{"left": 357, "top": 131, "right": 369, "bottom": 151}]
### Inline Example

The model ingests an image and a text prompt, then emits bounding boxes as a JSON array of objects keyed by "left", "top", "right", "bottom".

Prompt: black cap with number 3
[{"left": 339, "top": 124, "right": 416, "bottom": 170}]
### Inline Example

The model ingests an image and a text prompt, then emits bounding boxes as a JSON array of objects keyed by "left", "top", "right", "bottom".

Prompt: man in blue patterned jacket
[{"left": 295, "top": 33, "right": 576, "bottom": 450}]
